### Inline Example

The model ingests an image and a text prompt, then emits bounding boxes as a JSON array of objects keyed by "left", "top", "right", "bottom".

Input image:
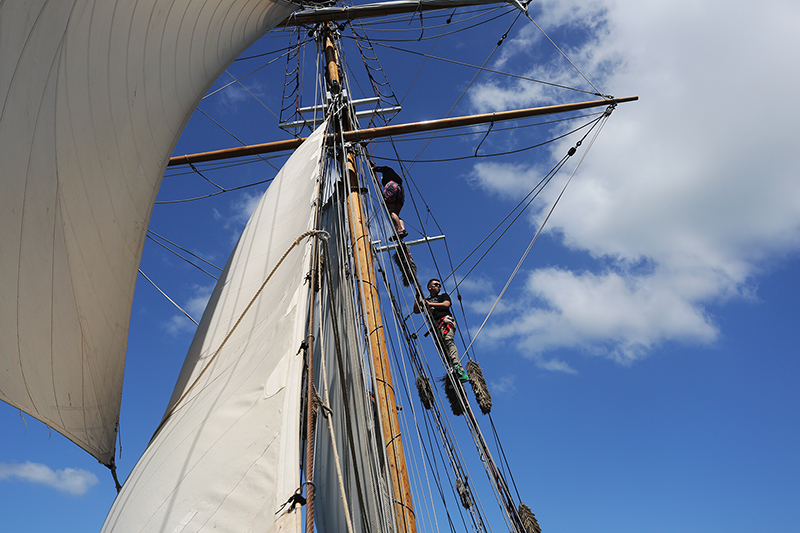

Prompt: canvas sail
[
  {"left": 102, "top": 121, "right": 328, "bottom": 532},
  {"left": 0, "top": 0, "right": 297, "bottom": 465}
]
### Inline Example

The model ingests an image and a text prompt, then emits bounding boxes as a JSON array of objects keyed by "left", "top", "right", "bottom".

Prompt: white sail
[
  {"left": 102, "top": 121, "right": 328, "bottom": 533},
  {"left": 0, "top": 0, "right": 297, "bottom": 465}
]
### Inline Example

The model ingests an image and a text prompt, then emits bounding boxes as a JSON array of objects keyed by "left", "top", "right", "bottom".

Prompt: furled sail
[
  {"left": 311, "top": 174, "right": 397, "bottom": 533},
  {"left": 0, "top": 0, "right": 297, "bottom": 465},
  {"left": 102, "top": 121, "right": 328, "bottom": 532}
]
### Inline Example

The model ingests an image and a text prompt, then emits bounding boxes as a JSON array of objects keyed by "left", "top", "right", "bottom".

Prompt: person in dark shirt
[
  {"left": 414, "top": 278, "right": 469, "bottom": 382},
  {"left": 372, "top": 164, "right": 408, "bottom": 240}
]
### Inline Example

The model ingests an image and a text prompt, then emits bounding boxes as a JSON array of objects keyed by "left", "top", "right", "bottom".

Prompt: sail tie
[{"left": 277, "top": 486, "right": 307, "bottom": 514}]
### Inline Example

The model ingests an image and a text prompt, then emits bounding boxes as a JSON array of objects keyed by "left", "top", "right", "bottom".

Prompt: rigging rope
[
  {"left": 463, "top": 107, "right": 614, "bottom": 355},
  {"left": 344, "top": 6, "right": 514, "bottom": 42},
  {"left": 145, "top": 232, "right": 221, "bottom": 280},
  {"left": 368, "top": 40, "right": 602, "bottom": 96},
  {"left": 526, "top": 15, "right": 606, "bottom": 97},
  {"left": 361, "top": 148, "right": 494, "bottom": 533},
  {"left": 137, "top": 269, "right": 198, "bottom": 325}
]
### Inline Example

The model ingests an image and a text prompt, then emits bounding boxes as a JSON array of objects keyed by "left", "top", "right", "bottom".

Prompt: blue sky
[{"left": 2, "top": 0, "right": 800, "bottom": 531}]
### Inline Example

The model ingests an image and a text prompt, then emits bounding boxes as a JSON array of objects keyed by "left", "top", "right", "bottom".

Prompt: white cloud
[
  {"left": 212, "top": 77, "right": 272, "bottom": 113},
  {"left": 230, "top": 191, "right": 263, "bottom": 226},
  {"left": 489, "top": 374, "right": 517, "bottom": 394},
  {"left": 482, "top": 267, "right": 718, "bottom": 364},
  {"left": 0, "top": 462, "right": 98, "bottom": 496},
  {"left": 212, "top": 190, "right": 267, "bottom": 244},
  {"left": 468, "top": 0, "right": 800, "bottom": 367}
]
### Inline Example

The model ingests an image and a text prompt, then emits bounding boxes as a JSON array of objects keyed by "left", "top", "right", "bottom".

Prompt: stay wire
[
  {"left": 202, "top": 42, "right": 309, "bottom": 99},
  {"left": 390, "top": 116, "right": 600, "bottom": 163},
  {"left": 154, "top": 175, "right": 275, "bottom": 204},
  {"left": 406, "top": 9, "right": 524, "bottom": 172},
  {"left": 463, "top": 107, "right": 613, "bottom": 356},
  {"left": 369, "top": 40, "right": 602, "bottom": 97},
  {"left": 193, "top": 108, "right": 281, "bottom": 172},
  {"left": 527, "top": 15, "right": 605, "bottom": 96},
  {"left": 137, "top": 269, "right": 198, "bottom": 325},
  {"left": 488, "top": 413, "right": 522, "bottom": 502},
  {"left": 350, "top": 4, "right": 501, "bottom": 29},
  {"left": 145, "top": 233, "right": 221, "bottom": 280},
  {"left": 221, "top": 70, "right": 281, "bottom": 120},
  {"left": 146, "top": 231, "right": 222, "bottom": 271},
  {"left": 164, "top": 153, "right": 287, "bottom": 177},
  {"left": 447, "top": 113, "right": 604, "bottom": 291}
]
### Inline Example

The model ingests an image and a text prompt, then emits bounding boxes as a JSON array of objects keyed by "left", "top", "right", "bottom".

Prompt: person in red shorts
[{"left": 372, "top": 163, "right": 408, "bottom": 240}]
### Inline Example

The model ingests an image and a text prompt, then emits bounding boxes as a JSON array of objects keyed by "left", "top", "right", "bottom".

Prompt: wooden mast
[{"left": 322, "top": 24, "right": 417, "bottom": 533}]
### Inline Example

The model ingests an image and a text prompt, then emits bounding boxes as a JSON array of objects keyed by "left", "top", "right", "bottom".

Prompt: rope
[
  {"left": 370, "top": 41, "right": 601, "bottom": 96},
  {"left": 463, "top": 108, "right": 613, "bottom": 355},
  {"left": 527, "top": 15, "right": 606, "bottom": 96},
  {"left": 153, "top": 229, "right": 329, "bottom": 433},
  {"left": 147, "top": 230, "right": 223, "bottom": 272},
  {"left": 379, "top": 113, "right": 603, "bottom": 164},
  {"left": 145, "top": 233, "right": 220, "bottom": 280},
  {"left": 345, "top": 6, "right": 514, "bottom": 42},
  {"left": 138, "top": 269, "right": 198, "bottom": 325},
  {"left": 447, "top": 112, "right": 607, "bottom": 291},
  {"left": 319, "top": 234, "right": 374, "bottom": 533},
  {"left": 155, "top": 174, "right": 276, "bottom": 204}
]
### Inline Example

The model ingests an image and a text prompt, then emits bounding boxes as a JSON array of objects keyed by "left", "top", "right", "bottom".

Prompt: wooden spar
[
  {"left": 167, "top": 95, "right": 638, "bottom": 166},
  {"left": 279, "top": 0, "right": 515, "bottom": 27}
]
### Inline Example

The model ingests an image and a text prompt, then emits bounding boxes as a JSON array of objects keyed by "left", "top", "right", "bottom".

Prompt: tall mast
[{"left": 320, "top": 24, "right": 418, "bottom": 533}]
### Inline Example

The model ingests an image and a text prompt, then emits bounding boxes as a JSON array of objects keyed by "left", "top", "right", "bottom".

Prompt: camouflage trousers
[{"left": 434, "top": 315, "right": 460, "bottom": 367}]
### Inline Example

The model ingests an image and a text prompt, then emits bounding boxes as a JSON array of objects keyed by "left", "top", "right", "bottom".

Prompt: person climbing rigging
[
  {"left": 372, "top": 163, "right": 408, "bottom": 240},
  {"left": 414, "top": 278, "right": 469, "bottom": 382}
]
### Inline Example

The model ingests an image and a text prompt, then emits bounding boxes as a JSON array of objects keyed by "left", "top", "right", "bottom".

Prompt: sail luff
[{"left": 303, "top": 157, "right": 329, "bottom": 533}]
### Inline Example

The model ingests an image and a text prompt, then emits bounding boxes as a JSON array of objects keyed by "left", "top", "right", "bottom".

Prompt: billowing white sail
[
  {"left": 0, "top": 0, "right": 297, "bottom": 465},
  {"left": 102, "top": 121, "right": 328, "bottom": 532}
]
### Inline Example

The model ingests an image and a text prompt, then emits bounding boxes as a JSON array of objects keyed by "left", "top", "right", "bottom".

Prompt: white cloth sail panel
[
  {"left": 0, "top": 0, "right": 297, "bottom": 465},
  {"left": 103, "top": 122, "right": 328, "bottom": 533}
]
